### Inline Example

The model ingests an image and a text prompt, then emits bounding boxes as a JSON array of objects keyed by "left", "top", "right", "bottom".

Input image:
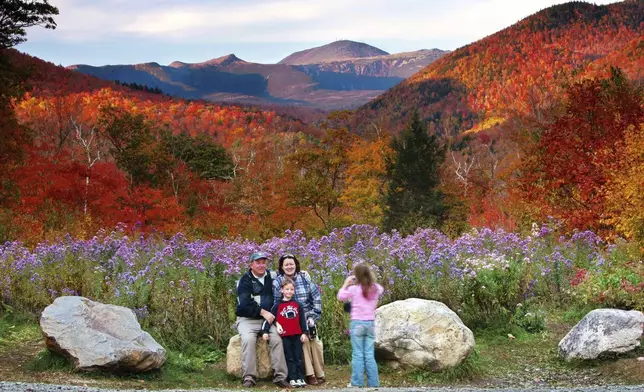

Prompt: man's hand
[
  {"left": 262, "top": 333, "right": 269, "bottom": 341},
  {"left": 260, "top": 309, "right": 275, "bottom": 324},
  {"left": 300, "top": 334, "right": 309, "bottom": 343}
]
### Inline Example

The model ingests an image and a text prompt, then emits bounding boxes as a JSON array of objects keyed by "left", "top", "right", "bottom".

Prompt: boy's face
[{"left": 281, "top": 283, "right": 295, "bottom": 299}]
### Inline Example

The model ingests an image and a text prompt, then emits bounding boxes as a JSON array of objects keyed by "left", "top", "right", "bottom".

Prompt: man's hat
[{"left": 249, "top": 252, "right": 269, "bottom": 262}]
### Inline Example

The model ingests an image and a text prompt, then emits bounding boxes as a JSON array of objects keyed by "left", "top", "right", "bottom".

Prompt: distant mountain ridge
[
  {"left": 278, "top": 40, "right": 389, "bottom": 65},
  {"left": 68, "top": 41, "right": 448, "bottom": 110}
]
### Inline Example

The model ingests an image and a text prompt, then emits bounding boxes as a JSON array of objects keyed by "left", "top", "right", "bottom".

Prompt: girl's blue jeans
[{"left": 349, "top": 320, "right": 379, "bottom": 387}]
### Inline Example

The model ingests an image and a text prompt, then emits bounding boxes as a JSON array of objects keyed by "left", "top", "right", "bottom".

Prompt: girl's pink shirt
[{"left": 337, "top": 283, "right": 384, "bottom": 321}]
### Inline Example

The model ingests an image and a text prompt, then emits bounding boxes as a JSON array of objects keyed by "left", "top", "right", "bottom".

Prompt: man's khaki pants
[
  {"left": 236, "top": 317, "right": 288, "bottom": 383},
  {"left": 303, "top": 338, "right": 325, "bottom": 378}
]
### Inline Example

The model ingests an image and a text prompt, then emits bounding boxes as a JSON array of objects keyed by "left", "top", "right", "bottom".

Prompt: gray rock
[
  {"left": 226, "top": 334, "right": 273, "bottom": 378},
  {"left": 558, "top": 308, "right": 644, "bottom": 361},
  {"left": 40, "top": 296, "right": 166, "bottom": 372},
  {"left": 375, "top": 298, "right": 475, "bottom": 370}
]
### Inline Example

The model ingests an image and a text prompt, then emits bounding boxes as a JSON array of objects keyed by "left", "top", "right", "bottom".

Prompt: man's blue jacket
[{"left": 236, "top": 269, "right": 275, "bottom": 318}]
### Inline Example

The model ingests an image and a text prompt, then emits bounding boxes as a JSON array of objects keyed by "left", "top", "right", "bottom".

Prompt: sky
[{"left": 17, "top": 0, "right": 622, "bottom": 67}]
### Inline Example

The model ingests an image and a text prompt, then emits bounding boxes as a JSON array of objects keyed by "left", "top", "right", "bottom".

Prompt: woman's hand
[{"left": 300, "top": 334, "right": 309, "bottom": 343}]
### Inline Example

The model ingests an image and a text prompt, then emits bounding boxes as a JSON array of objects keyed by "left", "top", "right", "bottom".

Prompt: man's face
[{"left": 250, "top": 257, "right": 268, "bottom": 276}]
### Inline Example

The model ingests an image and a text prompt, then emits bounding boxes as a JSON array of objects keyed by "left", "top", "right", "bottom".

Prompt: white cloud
[{"left": 25, "top": 0, "right": 623, "bottom": 56}]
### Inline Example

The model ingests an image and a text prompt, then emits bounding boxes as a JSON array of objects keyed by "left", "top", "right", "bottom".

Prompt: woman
[
  {"left": 273, "top": 254, "right": 325, "bottom": 385},
  {"left": 337, "top": 263, "right": 384, "bottom": 388}
]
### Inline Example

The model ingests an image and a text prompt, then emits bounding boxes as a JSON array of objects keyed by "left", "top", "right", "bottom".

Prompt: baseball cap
[{"left": 249, "top": 252, "right": 269, "bottom": 262}]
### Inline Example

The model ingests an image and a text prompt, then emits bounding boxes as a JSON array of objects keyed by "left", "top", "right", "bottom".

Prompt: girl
[{"left": 337, "top": 264, "right": 384, "bottom": 388}]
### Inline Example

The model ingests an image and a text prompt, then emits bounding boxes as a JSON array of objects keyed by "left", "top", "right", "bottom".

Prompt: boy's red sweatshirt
[{"left": 262, "top": 299, "right": 307, "bottom": 336}]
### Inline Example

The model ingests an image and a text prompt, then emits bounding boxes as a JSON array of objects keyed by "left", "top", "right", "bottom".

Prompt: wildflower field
[{"left": 1, "top": 224, "right": 642, "bottom": 364}]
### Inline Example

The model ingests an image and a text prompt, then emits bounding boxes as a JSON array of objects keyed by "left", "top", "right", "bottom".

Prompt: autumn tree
[
  {"left": 0, "top": 0, "right": 58, "bottom": 239},
  {"left": 383, "top": 112, "right": 447, "bottom": 234},
  {"left": 1, "top": 0, "right": 58, "bottom": 163},
  {"left": 604, "top": 123, "right": 644, "bottom": 242},
  {"left": 518, "top": 68, "right": 644, "bottom": 234},
  {"left": 99, "top": 107, "right": 171, "bottom": 187},
  {"left": 287, "top": 128, "right": 356, "bottom": 231},
  {"left": 340, "top": 133, "right": 392, "bottom": 226}
]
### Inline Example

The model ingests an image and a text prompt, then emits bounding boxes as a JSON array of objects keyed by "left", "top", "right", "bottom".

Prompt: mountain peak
[
  {"left": 169, "top": 54, "right": 245, "bottom": 68},
  {"left": 278, "top": 40, "right": 389, "bottom": 65},
  {"left": 203, "top": 54, "right": 245, "bottom": 66}
]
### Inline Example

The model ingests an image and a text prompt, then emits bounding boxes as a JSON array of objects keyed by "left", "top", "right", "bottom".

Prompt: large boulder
[
  {"left": 558, "top": 308, "right": 644, "bottom": 361},
  {"left": 226, "top": 334, "right": 272, "bottom": 378},
  {"left": 40, "top": 296, "right": 166, "bottom": 372},
  {"left": 375, "top": 298, "right": 475, "bottom": 370}
]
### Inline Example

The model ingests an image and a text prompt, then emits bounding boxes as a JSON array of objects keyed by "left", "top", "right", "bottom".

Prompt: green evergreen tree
[
  {"left": 382, "top": 111, "right": 447, "bottom": 234},
  {"left": 0, "top": 0, "right": 59, "bottom": 49}
]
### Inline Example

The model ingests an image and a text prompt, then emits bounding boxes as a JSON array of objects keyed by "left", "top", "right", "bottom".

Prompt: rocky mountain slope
[{"left": 68, "top": 41, "right": 447, "bottom": 110}]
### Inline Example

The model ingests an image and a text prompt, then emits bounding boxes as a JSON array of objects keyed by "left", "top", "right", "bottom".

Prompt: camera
[{"left": 308, "top": 325, "right": 317, "bottom": 339}]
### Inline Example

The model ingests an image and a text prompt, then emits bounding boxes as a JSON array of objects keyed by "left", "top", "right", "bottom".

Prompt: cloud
[
  {"left": 23, "top": 0, "right": 623, "bottom": 63},
  {"left": 121, "top": 0, "right": 330, "bottom": 35}
]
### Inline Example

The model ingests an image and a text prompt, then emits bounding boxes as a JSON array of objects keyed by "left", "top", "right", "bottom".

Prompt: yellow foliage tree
[
  {"left": 340, "top": 136, "right": 393, "bottom": 226},
  {"left": 604, "top": 123, "right": 644, "bottom": 242}
]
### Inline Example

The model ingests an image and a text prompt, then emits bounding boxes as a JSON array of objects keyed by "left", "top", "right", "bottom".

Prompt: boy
[{"left": 262, "top": 278, "right": 309, "bottom": 388}]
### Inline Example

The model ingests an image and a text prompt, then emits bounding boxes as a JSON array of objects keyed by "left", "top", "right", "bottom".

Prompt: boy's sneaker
[
  {"left": 296, "top": 379, "right": 307, "bottom": 387},
  {"left": 289, "top": 380, "right": 298, "bottom": 388}
]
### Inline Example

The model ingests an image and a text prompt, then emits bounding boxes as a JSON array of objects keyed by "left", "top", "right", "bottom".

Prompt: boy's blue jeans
[{"left": 349, "top": 320, "right": 379, "bottom": 387}]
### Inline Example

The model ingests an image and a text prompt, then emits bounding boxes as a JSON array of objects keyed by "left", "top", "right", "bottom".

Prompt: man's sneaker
[
  {"left": 297, "top": 379, "right": 307, "bottom": 387},
  {"left": 274, "top": 379, "right": 293, "bottom": 389}
]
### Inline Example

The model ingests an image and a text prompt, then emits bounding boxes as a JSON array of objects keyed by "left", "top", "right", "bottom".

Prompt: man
[{"left": 236, "top": 252, "right": 290, "bottom": 388}]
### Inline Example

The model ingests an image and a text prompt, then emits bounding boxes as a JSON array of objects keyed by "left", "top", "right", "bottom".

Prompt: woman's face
[{"left": 282, "top": 258, "right": 297, "bottom": 277}]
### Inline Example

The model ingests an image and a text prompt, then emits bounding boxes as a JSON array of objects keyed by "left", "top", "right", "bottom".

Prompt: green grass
[
  {"left": 407, "top": 349, "right": 483, "bottom": 384},
  {"left": 0, "top": 310, "right": 41, "bottom": 351},
  {"left": 1, "top": 307, "right": 642, "bottom": 389},
  {"left": 28, "top": 350, "right": 73, "bottom": 372}
]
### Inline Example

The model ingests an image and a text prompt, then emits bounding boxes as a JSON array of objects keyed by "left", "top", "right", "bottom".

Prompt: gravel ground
[{"left": 1, "top": 382, "right": 644, "bottom": 392}]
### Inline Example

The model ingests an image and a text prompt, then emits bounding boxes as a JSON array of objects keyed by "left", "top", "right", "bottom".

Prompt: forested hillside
[
  {"left": 356, "top": 1, "right": 644, "bottom": 135},
  {"left": 1, "top": 1, "right": 643, "bottom": 245}
]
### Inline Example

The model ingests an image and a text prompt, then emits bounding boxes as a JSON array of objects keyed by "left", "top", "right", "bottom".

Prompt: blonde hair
[{"left": 281, "top": 277, "right": 295, "bottom": 288}]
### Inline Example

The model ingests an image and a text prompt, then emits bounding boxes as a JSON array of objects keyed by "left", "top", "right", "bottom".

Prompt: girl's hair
[
  {"left": 281, "top": 277, "right": 295, "bottom": 288},
  {"left": 278, "top": 254, "right": 301, "bottom": 275},
  {"left": 354, "top": 263, "right": 377, "bottom": 299}
]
